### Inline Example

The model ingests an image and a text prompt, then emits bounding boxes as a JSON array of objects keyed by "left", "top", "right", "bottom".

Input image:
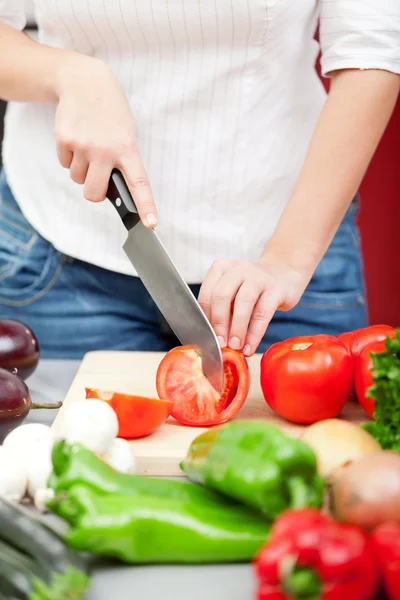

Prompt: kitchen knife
[{"left": 107, "top": 168, "right": 224, "bottom": 393}]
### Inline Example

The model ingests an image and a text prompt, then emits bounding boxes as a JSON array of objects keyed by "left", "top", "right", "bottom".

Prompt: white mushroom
[
  {"left": 26, "top": 442, "right": 54, "bottom": 498},
  {"left": 102, "top": 438, "right": 136, "bottom": 474},
  {"left": 3, "top": 423, "right": 53, "bottom": 465},
  {"left": 0, "top": 446, "right": 27, "bottom": 502},
  {"left": 55, "top": 399, "right": 118, "bottom": 455}
]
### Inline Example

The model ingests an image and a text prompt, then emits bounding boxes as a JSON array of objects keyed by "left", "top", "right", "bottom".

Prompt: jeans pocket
[{"left": 0, "top": 184, "right": 65, "bottom": 307}]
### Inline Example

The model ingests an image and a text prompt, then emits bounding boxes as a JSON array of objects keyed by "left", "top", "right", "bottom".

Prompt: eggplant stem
[{"left": 31, "top": 401, "right": 63, "bottom": 410}]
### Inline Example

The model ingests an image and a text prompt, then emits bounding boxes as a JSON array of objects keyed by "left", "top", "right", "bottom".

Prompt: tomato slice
[
  {"left": 156, "top": 346, "right": 250, "bottom": 427},
  {"left": 85, "top": 388, "right": 173, "bottom": 439}
]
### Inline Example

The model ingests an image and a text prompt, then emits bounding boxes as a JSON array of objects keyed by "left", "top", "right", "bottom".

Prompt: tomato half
[
  {"left": 338, "top": 324, "right": 395, "bottom": 359},
  {"left": 156, "top": 346, "right": 250, "bottom": 427},
  {"left": 85, "top": 388, "right": 173, "bottom": 439},
  {"left": 260, "top": 334, "right": 353, "bottom": 424},
  {"left": 354, "top": 340, "right": 386, "bottom": 417}
]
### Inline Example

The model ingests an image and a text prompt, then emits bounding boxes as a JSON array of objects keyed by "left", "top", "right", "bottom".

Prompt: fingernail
[
  {"left": 145, "top": 213, "right": 157, "bottom": 227},
  {"left": 243, "top": 344, "right": 252, "bottom": 356},
  {"left": 217, "top": 336, "right": 226, "bottom": 347},
  {"left": 229, "top": 337, "right": 241, "bottom": 350}
]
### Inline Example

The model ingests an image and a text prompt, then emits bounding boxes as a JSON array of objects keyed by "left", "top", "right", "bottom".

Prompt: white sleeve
[
  {"left": 0, "top": 0, "right": 26, "bottom": 30},
  {"left": 320, "top": 0, "right": 400, "bottom": 77}
]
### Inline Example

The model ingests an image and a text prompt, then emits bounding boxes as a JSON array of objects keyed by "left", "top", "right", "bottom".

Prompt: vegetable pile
[
  {"left": 0, "top": 320, "right": 399, "bottom": 600},
  {"left": 43, "top": 415, "right": 400, "bottom": 600},
  {"left": 46, "top": 422, "right": 323, "bottom": 564},
  {"left": 0, "top": 400, "right": 136, "bottom": 513}
]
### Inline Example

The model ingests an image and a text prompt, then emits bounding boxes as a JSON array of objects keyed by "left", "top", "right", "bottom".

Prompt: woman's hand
[
  {"left": 198, "top": 253, "right": 309, "bottom": 357},
  {"left": 55, "top": 58, "right": 157, "bottom": 227}
]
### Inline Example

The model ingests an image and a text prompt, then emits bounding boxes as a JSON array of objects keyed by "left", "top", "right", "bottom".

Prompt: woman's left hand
[{"left": 198, "top": 253, "right": 310, "bottom": 357}]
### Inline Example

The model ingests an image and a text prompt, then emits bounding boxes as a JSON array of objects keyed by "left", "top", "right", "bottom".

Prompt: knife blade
[{"left": 106, "top": 168, "right": 224, "bottom": 393}]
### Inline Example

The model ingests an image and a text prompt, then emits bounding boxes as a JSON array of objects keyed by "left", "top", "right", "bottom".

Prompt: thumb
[{"left": 121, "top": 153, "right": 158, "bottom": 228}]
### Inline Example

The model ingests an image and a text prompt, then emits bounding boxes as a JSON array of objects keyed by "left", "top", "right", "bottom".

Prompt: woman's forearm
[
  {"left": 263, "top": 69, "right": 400, "bottom": 278},
  {"left": 0, "top": 21, "right": 93, "bottom": 103}
]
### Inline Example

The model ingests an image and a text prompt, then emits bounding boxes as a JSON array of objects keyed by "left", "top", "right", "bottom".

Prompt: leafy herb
[
  {"left": 362, "top": 329, "right": 400, "bottom": 449},
  {"left": 28, "top": 566, "right": 90, "bottom": 600}
]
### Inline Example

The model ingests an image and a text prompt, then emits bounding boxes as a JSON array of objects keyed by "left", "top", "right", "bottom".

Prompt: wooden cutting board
[{"left": 52, "top": 351, "right": 367, "bottom": 476}]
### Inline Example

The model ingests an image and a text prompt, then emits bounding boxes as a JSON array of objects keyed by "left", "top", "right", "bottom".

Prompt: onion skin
[
  {"left": 301, "top": 419, "right": 381, "bottom": 481},
  {"left": 331, "top": 451, "right": 400, "bottom": 531}
]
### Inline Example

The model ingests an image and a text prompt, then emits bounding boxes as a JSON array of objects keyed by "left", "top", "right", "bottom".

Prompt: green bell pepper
[
  {"left": 50, "top": 485, "right": 270, "bottom": 564},
  {"left": 49, "top": 440, "right": 235, "bottom": 506},
  {"left": 180, "top": 420, "right": 325, "bottom": 520}
]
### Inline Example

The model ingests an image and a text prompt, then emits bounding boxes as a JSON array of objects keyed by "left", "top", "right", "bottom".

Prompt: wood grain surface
[{"left": 52, "top": 350, "right": 367, "bottom": 476}]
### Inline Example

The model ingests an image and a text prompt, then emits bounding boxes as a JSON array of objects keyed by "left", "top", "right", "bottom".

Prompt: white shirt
[{"left": 1, "top": 0, "right": 399, "bottom": 283}]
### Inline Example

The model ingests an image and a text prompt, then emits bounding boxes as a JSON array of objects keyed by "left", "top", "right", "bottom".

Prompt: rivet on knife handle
[{"left": 107, "top": 169, "right": 140, "bottom": 231}]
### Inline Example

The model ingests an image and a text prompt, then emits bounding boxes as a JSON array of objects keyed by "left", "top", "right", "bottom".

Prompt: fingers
[
  {"left": 55, "top": 136, "right": 157, "bottom": 225},
  {"left": 56, "top": 141, "right": 73, "bottom": 169},
  {"left": 121, "top": 150, "right": 158, "bottom": 228},
  {"left": 200, "top": 260, "right": 286, "bottom": 356},
  {"left": 228, "top": 281, "right": 263, "bottom": 352},
  {"left": 198, "top": 260, "right": 232, "bottom": 326},
  {"left": 69, "top": 151, "right": 89, "bottom": 185},
  {"left": 210, "top": 269, "right": 246, "bottom": 347},
  {"left": 242, "top": 292, "right": 279, "bottom": 356},
  {"left": 84, "top": 160, "right": 113, "bottom": 203}
]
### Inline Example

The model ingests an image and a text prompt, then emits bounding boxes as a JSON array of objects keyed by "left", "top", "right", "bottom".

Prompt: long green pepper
[
  {"left": 49, "top": 440, "right": 236, "bottom": 506},
  {"left": 181, "top": 420, "right": 325, "bottom": 519},
  {"left": 48, "top": 422, "right": 323, "bottom": 566},
  {"left": 48, "top": 441, "right": 270, "bottom": 564},
  {"left": 50, "top": 485, "right": 270, "bottom": 564}
]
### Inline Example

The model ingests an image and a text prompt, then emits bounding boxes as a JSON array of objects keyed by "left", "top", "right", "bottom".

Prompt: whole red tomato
[
  {"left": 156, "top": 346, "right": 250, "bottom": 427},
  {"left": 85, "top": 389, "right": 173, "bottom": 438},
  {"left": 260, "top": 335, "right": 353, "bottom": 424},
  {"left": 338, "top": 324, "right": 395, "bottom": 359},
  {"left": 354, "top": 339, "right": 387, "bottom": 417}
]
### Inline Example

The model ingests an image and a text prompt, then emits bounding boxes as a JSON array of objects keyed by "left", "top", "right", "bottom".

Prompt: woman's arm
[
  {"left": 0, "top": 21, "right": 86, "bottom": 103},
  {"left": 199, "top": 68, "right": 400, "bottom": 355},
  {"left": 0, "top": 21, "right": 157, "bottom": 223},
  {"left": 264, "top": 69, "right": 400, "bottom": 278}
]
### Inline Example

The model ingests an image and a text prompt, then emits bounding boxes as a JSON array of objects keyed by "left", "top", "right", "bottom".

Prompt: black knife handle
[{"left": 107, "top": 169, "right": 141, "bottom": 230}]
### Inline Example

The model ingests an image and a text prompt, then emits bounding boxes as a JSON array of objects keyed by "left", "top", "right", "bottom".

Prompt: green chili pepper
[
  {"left": 51, "top": 485, "right": 270, "bottom": 564},
  {"left": 49, "top": 440, "right": 235, "bottom": 507},
  {"left": 180, "top": 421, "right": 325, "bottom": 520}
]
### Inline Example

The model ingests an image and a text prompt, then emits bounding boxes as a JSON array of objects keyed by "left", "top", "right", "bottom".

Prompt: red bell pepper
[
  {"left": 254, "top": 509, "right": 378, "bottom": 600},
  {"left": 370, "top": 522, "right": 400, "bottom": 600}
]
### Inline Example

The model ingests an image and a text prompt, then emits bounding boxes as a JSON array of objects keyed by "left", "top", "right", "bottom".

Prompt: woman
[{"left": 0, "top": 1, "right": 399, "bottom": 359}]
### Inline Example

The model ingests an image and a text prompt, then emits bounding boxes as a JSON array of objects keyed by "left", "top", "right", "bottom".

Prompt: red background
[
  {"left": 317, "top": 66, "right": 400, "bottom": 328},
  {"left": 358, "top": 98, "right": 400, "bottom": 327}
]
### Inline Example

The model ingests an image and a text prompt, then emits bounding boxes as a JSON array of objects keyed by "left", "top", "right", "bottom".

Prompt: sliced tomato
[
  {"left": 156, "top": 346, "right": 250, "bottom": 427},
  {"left": 85, "top": 388, "right": 173, "bottom": 439}
]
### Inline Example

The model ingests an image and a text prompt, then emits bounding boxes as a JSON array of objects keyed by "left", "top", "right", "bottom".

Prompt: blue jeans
[{"left": 0, "top": 171, "right": 367, "bottom": 358}]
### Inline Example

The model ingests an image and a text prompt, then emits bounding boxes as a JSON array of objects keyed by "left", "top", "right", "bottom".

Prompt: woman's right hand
[{"left": 54, "top": 58, "right": 158, "bottom": 227}]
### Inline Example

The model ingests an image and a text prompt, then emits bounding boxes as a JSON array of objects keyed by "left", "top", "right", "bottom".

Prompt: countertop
[{"left": 27, "top": 360, "right": 256, "bottom": 600}]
